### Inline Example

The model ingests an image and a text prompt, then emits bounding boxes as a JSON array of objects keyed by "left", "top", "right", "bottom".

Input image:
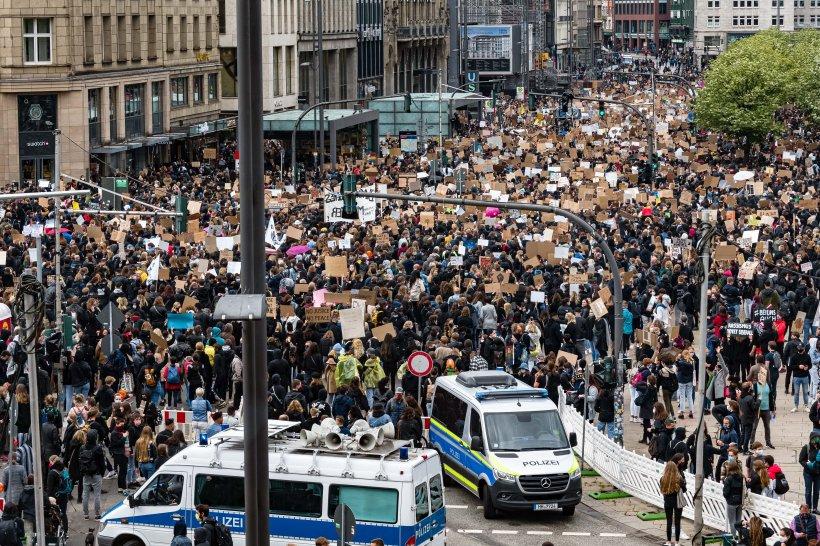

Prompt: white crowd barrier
[{"left": 558, "top": 389, "right": 799, "bottom": 533}]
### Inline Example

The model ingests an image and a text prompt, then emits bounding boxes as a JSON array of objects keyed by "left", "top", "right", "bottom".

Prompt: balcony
[{"left": 397, "top": 23, "right": 447, "bottom": 40}]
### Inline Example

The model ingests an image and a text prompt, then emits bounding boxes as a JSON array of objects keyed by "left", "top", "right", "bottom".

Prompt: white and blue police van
[
  {"left": 97, "top": 420, "right": 446, "bottom": 546},
  {"left": 429, "top": 370, "right": 581, "bottom": 519}
]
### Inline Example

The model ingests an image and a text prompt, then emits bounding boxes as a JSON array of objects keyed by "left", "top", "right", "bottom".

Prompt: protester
[{"left": 659, "top": 457, "right": 686, "bottom": 546}]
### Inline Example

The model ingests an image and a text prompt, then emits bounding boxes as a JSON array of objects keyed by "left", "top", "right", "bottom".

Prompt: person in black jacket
[
  {"left": 594, "top": 387, "right": 616, "bottom": 439},
  {"left": 723, "top": 461, "right": 745, "bottom": 539},
  {"left": 659, "top": 455, "right": 687, "bottom": 546},
  {"left": 109, "top": 421, "right": 129, "bottom": 493},
  {"left": 45, "top": 457, "right": 69, "bottom": 533},
  {"left": 636, "top": 375, "right": 659, "bottom": 443}
]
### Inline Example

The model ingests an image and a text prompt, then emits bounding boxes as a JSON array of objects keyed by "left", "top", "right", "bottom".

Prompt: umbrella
[
  {"left": 485, "top": 207, "right": 500, "bottom": 218},
  {"left": 286, "top": 244, "right": 310, "bottom": 257}
]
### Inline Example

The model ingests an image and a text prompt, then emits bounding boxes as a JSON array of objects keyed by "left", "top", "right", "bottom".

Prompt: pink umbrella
[
  {"left": 286, "top": 244, "right": 311, "bottom": 257},
  {"left": 485, "top": 207, "right": 500, "bottom": 218}
]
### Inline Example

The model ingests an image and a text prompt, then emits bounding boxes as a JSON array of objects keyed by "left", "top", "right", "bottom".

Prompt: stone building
[{"left": 0, "top": 0, "right": 222, "bottom": 183}]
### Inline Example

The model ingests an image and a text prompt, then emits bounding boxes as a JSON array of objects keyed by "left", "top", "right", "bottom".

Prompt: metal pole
[
  {"left": 438, "top": 67, "right": 443, "bottom": 152},
  {"left": 651, "top": 70, "right": 657, "bottom": 165},
  {"left": 580, "top": 359, "right": 590, "bottom": 470},
  {"left": 54, "top": 197, "right": 63, "bottom": 386},
  {"left": 447, "top": 0, "right": 460, "bottom": 87},
  {"left": 60, "top": 209, "right": 181, "bottom": 217},
  {"left": 692, "top": 224, "right": 715, "bottom": 546},
  {"left": 0, "top": 190, "right": 90, "bottom": 201},
  {"left": 23, "top": 290, "right": 47, "bottom": 546},
  {"left": 60, "top": 173, "right": 171, "bottom": 212},
  {"left": 53, "top": 130, "right": 61, "bottom": 190},
  {"left": 317, "top": 0, "right": 325, "bottom": 172},
  {"left": 238, "top": 0, "right": 269, "bottom": 542}
]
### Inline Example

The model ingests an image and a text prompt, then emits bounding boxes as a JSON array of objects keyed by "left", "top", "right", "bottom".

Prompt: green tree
[{"left": 694, "top": 29, "right": 820, "bottom": 140}]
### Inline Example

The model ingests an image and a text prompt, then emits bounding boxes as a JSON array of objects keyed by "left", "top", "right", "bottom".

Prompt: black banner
[{"left": 18, "top": 131, "right": 55, "bottom": 158}]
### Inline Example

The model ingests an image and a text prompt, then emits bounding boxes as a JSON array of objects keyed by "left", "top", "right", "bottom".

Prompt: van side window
[
  {"left": 195, "top": 475, "right": 244, "bottom": 510},
  {"left": 432, "top": 387, "right": 467, "bottom": 437},
  {"left": 429, "top": 475, "right": 443, "bottom": 513},
  {"left": 329, "top": 485, "right": 398, "bottom": 524},
  {"left": 414, "top": 482, "right": 429, "bottom": 522},
  {"left": 470, "top": 409, "right": 482, "bottom": 440},
  {"left": 270, "top": 479, "right": 323, "bottom": 517},
  {"left": 138, "top": 474, "right": 184, "bottom": 506}
]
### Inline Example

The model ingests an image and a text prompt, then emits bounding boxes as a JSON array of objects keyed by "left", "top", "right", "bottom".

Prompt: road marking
[
  {"left": 600, "top": 533, "right": 627, "bottom": 537},
  {"left": 526, "top": 531, "right": 554, "bottom": 536},
  {"left": 457, "top": 529, "right": 484, "bottom": 534},
  {"left": 491, "top": 530, "right": 519, "bottom": 534},
  {"left": 446, "top": 505, "right": 468, "bottom": 509},
  {"left": 562, "top": 531, "right": 592, "bottom": 536}
]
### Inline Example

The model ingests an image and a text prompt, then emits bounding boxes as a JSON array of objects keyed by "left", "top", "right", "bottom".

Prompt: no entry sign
[{"left": 407, "top": 351, "right": 434, "bottom": 377}]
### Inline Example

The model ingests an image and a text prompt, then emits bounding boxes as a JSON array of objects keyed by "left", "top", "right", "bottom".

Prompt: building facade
[
  {"left": 218, "top": 0, "right": 299, "bottom": 113},
  {"left": 357, "top": 0, "right": 384, "bottom": 97},
  {"left": 692, "top": 0, "right": 818, "bottom": 64},
  {"left": 554, "top": 0, "right": 603, "bottom": 72},
  {"left": 611, "top": 0, "right": 671, "bottom": 51},
  {"left": 0, "top": 0, "right": 222, "bottom": 184},
  {"left": 669, "top": 0, "right": 694, "bottom": 45},
  {"left": 297, "top": 0, "right": 358, "bottom": 105},
  {"left": 383, "top": 0, "right": 449, "bottom": 94}
]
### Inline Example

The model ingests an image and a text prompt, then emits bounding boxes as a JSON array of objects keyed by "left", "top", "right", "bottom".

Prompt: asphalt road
[{"left": 442, "top": 486, "right": 661, "bottom": 546}]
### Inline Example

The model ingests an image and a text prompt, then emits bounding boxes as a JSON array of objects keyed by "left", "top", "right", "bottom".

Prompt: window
[
  {"left": 205, "top": 16, "right": 213, "bottom": 49},
  {"left": 88, "top": 89, "right": 101, "bottom": 146},
  {"left": 193, "top": 75, "right": 203, "bottom": 104},
  {"left": 469, "top": 409, "right": 482, "bottom": 440},
  {"left": 772, "top": 0, "right": 783, "bottom": 5},
  {"left": 23, "top": 18, "right": 52, "bottom": 64},
  {"left": 152, "top": 81, "right": 163, "bottom": 133},
  {"left": 707, "top": 0, "right": 719, "bottom": 6},
  {"left": 180, "top": 16, "right": 187, "bottom": 51},
  {"left": 795, "top": 0, "right": 805, "bottom": 6},
  {"left": 272, "top": 47, "right": 281, "bottom": 96},
  {"left": 136, "top": 474, "right": 184, "bottom": 506},
  {"left": 414, "top": 483, "right": 429, "bottom": 523},
  {"left": 171, "top": 77, "right": 188, "bottom": 107},
  {"left": 117, "top": 16, "right": 127, "bottom": 61},
  {"left": 339, "top": 49, "right": 348, "bottom": 99},
  {"left": 221, "top": 48, "right": 237, "bottom": 97},
  {"left": 484, "top": 410, "right": 569, "bottom": 451},
  {"left": 707, "top": 15, "right": 720, "bottom": 26},
  {"left": 166, "top": 16, "right": 175, "bottom": 52},
  {"left": 429, "top": 475, "right": 444, "bottom": 514},
  {"left": 285, "top": 46, "right": 294, "bottom": 95},
  {"left": 329, "top": 485, "right": 398, "bottom": 524},
  {"left": 207, "top": 73, "right": 218, "bottom": 100},
  {"left": 269, "top": 480, "right": 322, "bottom": 517},
  {"left": 195, "top": 475, "right": 323, "bottom": 517},
  {"left": 772, "top": 15, "right": 784, "bottom": 24},
  {"left": 84, "top": 16, "right": 94, "bottom": 63},
  {"left": 148, "top": 15, "right": 157, "bottom": 59},
  {"left": 124, "top": 84, "right": 144, "bottom": 138},
  {"left": 796, "top": 14, "right": 806, "bottom": 25},
  {"left": 101, "top": 15, "right": 113, "bottom": 63},
  {"left": 131, "top": 15, "right": 141, "bottom": 60},
  {"left": 218, "top": 0, "right": 226, "bottom": 33},
  {"left": 109, "top": 86, "right": 118, "bottom": 140},
  {"left": 431, "top": 388, "right": 467, "bottom": 438}
]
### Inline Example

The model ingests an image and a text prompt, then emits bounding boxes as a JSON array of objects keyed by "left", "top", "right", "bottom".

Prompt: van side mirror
[
  {"left": 470, "top": 435, "right": 484, "bottom": 452},
  {"left": 569, "top": 432, "right": 578, "bottom": 447},
  {"left": 128, "top": 494, "right": 139, "bottom": 507}
]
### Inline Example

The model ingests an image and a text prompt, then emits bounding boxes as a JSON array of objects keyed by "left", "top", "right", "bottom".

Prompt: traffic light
[
  {"left": 528, "top": 93, "right": 536, "bottom": 111},
  {"left": 491, "top": 88, "right": 497, "bottom": 109},
  {"left": 61, "top": 314, "right": 76, "bottom": 349},
  {"left": 342, "top": 173, "right": 358, "bottom": 219},
  {"left": 404, "top": 93, "right": 412, "bottom": 113},
  {"left": 598, "top": 100, "right": 606, "bottom": 119}
]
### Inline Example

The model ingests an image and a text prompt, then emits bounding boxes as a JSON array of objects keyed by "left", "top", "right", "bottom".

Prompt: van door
[{"left": 130, "top": 472, "right": 187, "bottom": 545}]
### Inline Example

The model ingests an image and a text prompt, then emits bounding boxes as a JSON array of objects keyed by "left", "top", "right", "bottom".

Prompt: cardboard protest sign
[
  {"left": 305, "top": 307, "right": 333, "bottom": 324},
  {"left": 371, "top": 323, "right": 397, "bottom": 342},
  {"left": 339, "top": 308, "right": 366, "bottom": 340},
  {"left": 325, "top": 292, "right": 352, "bottom": 305},
  {"left": 727, "top": 323, "right": 753, "bottom": 336},
  {"left": 556, "top": 350, "right": 578, "bottom": 365},
  {"left": 325, "top": 256, "right": 348, "bottom": 278},
  {"left": 266, "top": 297, "right": 278, "bottom": 318}
]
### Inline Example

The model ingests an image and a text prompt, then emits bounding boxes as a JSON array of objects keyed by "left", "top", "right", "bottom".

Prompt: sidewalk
[{"left": 620, "top": 371, "right": 810, "bottom": 506}]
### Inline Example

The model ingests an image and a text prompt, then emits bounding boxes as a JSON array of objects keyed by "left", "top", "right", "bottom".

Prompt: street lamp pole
[{"left": 237, "top": 0, "right": 269, "bottom": 543}]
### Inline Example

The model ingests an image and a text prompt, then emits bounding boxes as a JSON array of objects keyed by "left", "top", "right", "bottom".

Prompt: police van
[
  {"left": 97, "top": 420, "right": 446, "bottom": 546},
  {"left": 429, "top": 370, "right": 581, "bottom": 519}
]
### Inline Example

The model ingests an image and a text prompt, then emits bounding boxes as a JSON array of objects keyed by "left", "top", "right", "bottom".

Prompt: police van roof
[
  {"left": 440, "top": 371, "right": 555, "bottom": 406},
  {"left": 163, "top": 420, "right": 437, "bottom": 482}
]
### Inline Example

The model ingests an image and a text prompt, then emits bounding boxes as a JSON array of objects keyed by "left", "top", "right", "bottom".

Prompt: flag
[{"left": 146, "top": 255, "right": 161, "bottom": 282}]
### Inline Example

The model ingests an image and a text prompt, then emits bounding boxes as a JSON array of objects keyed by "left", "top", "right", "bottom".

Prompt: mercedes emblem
[{"left": 540, "top": 477, "right": 551, "bottom": 489}]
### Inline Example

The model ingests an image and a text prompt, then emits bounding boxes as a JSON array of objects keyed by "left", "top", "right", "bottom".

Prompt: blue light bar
[{"left": 475, "top": 388, "right": 549, "bottom": 401}]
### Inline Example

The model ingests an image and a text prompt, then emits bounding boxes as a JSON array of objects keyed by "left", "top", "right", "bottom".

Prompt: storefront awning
[{"left": 91, "top": 145, "right": 129, "bottom": 154}]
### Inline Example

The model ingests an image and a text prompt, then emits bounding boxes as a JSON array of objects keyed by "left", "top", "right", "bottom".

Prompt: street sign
[
  {"left": 97, "top": 302, "right": 126, "bottom": 356},
  {"left": 333, "top": 503, "right": 356, "bottom": 546},
  {"left": 407, "top": 351, "right": 434, "bottom": 377},
  {"left": 466, "top": 71, "right": 478, "bottom": 92}
]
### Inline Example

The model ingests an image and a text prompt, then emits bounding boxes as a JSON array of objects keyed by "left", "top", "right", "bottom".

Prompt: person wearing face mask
[
  {"left": 791, "top": 503, "right": 820, "bottom": 546},
  {"left": 715, "top": 416, "right": 739, "bottom": 479},
  {"left": 722, "top": 460, "right": 745, "bottom": 539},
  {"left": 774, "top": 526, "right": 796, "bottom": 546},
  {"left": 790, "top": 343, "right": 812, "bottom": 413}
]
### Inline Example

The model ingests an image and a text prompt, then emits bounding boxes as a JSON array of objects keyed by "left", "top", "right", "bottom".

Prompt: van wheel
[
  {"left": 120, "top": 539, "right": 145, "bottom": 546},
  {"left": 481, "top": 484, "right": 499, "bottom": 519},
  {"left": 562, "top": 505, "right": 576, "bottom": 516}
]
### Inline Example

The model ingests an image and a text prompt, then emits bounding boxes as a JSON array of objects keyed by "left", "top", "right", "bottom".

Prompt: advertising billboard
[{"left": 463, "top": 25, "right": 521, "bottom": 75}]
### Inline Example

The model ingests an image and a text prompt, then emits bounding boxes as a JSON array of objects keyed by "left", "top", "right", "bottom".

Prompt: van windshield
[{"left": 484, "top": 410, "right": 568, "bottom": 451}]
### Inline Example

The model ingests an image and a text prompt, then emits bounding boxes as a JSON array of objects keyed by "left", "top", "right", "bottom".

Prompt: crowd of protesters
[{"left": 0, "top": 48, "right": 814, "bottom": 546}]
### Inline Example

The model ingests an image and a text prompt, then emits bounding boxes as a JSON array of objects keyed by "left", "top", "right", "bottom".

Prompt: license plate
[{"left": 533, "top": 503, "right": 559, "bottom": 511}]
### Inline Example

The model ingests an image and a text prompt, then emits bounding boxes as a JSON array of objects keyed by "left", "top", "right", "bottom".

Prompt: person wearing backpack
[
  {"left": 766, "top": 454, "right": 790, "bottom": 499},
  {"left": 185, "top": 358, "right": 205, "bottom": 411},
  {"left": 799, "top": 435, "right": 820, "bottom": 510},
  {"left": 196, "top": 504, "right": 232, "bottom": 546},
  {"left": 162, "top": 360, "right": 184, "bottom": 409},
  {"left": 45, "top": 456, "right": 69, "bottom": 535},
  {"left": 0, "top": 503, "right": 25, "bottom": 546},
  {"left": 79, "top": 429, "right": 105, "bottom": 520}
]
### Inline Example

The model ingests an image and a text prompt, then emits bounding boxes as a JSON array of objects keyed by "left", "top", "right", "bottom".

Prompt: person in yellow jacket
[
  {"left": 334, "top": 346, "right": 361, "bottom": 390},
  {"left": 362, "top": 349, "right": 386, "bottom": 408}
]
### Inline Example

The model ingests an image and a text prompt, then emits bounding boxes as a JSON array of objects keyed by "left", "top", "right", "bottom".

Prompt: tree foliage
[{"left": 694, "top": 29, "right": 820, "bottom": 141}]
